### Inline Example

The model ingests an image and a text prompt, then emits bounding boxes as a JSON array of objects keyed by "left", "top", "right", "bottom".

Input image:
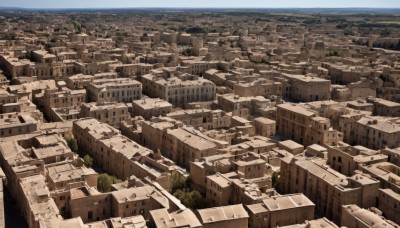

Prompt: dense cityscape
[{"left": 0, "top": 6, "right": 400, "bottom": 228}]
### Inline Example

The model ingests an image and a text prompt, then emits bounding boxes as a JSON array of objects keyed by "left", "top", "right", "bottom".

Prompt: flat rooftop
[
  {"left": 150, "top": 208, "right": 202, "bottom": 228},
  {"left": 168, "top": 128, "right": 217, "bottom": 151},
  {"left": 197, "top": 204, "right": 249, "bottom": 224},
  {"left": 278, "top": 103, "right": 317, "bottom": 117},
  {"left": 132, "top": 98, "right": 172, "bottom": 110}
]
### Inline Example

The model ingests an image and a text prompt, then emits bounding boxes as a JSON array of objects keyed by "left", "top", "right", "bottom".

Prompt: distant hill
[{"left": 0, "top": 7, "right": 399, "bottom": 14}]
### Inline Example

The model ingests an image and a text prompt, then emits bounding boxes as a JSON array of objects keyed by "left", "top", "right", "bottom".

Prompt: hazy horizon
[{"left": 1, "top": 0, "right": 400, "bottom": 9}]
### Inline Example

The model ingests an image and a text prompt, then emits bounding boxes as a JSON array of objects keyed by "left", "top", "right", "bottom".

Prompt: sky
[{"left": 1, "top": 0, "right": 400, "bottom": 9}]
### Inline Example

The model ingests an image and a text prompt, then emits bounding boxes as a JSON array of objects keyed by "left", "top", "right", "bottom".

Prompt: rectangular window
[{"left": 88, "top": 211, "right": 93, "bottom": 220}]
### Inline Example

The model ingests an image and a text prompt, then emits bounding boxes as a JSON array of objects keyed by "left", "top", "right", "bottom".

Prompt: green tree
[
  {"left": 97, "top": 173, "right": 122, "bottom": 193},
  {"left": 72, "top": 158, "right": 84, "bottom": 167},
  {"left": 272, "top": 171, "right": 280, "bottom": 189},
  {"left": 65, "top": 137, "right": 78, "bottom": 153},
  {"left": 185, "top": 175, "right": 193, "bottom": 188},
  {"left": 171, "top": 174, "right": 207, "bottom": 209},
  {"left": 173, "top": 189, "right": 186, "bottom": 201},
  {"left": 112, "top": 176, "right": 122, "bottom": 185},
  {"left": 97, "top": 173, "right": 113, "bottom": 192},
  {"left": 172, "top": 173, "right": 188, "bottom": 193},
  {"left": 72, "top": 21, "right": 82, "bottom": 33},
  {"left": 189, "top": 190, "right": 207, "bottom": 209},
  {"left": 83, "top": 155, "right": 93, "bottom": 168},
  {"left": 173, "top": 189, "right": 207, "bottom": 209}
]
